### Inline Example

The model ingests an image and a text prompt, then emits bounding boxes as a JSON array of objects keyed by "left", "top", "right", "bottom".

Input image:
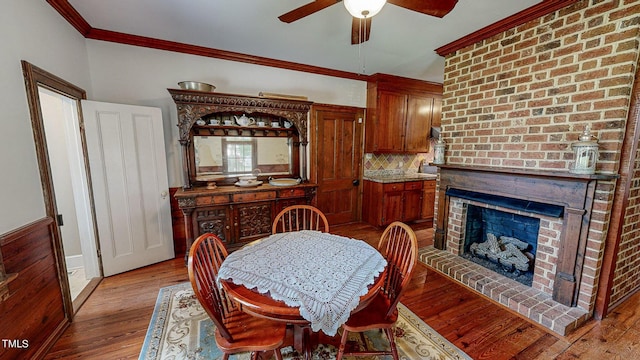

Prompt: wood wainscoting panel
[{"left": 0, "top": 217, "right": 69, "bottom": 360}]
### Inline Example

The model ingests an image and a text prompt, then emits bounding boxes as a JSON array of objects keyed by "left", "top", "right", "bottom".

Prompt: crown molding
[
  {"left": 46, "top": 0, "right": 368, "bottom": 82},
  {"left": 85, "top": 28, "right": 368, "bottom": 81},
  {"left": 435, "top": 0, "right": 579, "bottom": 56},
  {"left": 47, "top": 0, "right": 573, "bottom": 81},
  {"left": 47, "top": 0, "right": 91, "bottom": 35}
]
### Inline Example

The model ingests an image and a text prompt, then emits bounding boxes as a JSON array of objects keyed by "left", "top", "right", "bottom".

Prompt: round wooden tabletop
[{"left": 220, "top": 271, "right": 385, "bottom": 325}]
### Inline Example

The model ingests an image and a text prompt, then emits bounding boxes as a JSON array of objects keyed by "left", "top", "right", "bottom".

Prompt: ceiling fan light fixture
[{"left": 343, "top": 0, "right": 387, "bottom": 18}]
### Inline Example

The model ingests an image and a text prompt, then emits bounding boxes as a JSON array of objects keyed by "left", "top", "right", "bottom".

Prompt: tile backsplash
[{"left": 363, "top": 152, "right": 433, "bottom": 176}]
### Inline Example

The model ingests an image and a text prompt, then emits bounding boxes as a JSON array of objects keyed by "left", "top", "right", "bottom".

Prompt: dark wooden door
[{"left": 312, "top": 105, "right": 363, "bottom": 225}]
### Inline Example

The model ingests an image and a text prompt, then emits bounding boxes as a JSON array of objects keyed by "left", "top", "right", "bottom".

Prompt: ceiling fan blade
[
  {"left": 351, "top": 17, "right": 372, "bottom": 45},
  {"left": 278, "top": 0, "right": 339, "bottom": 23},
  {"left": 388, "top": 0, "right": 458, "bottom": 18}
]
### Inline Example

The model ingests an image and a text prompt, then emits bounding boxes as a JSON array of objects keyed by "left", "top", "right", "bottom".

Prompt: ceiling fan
[{"left": 279, "top": 0, "right": 459, "bottom": 44}]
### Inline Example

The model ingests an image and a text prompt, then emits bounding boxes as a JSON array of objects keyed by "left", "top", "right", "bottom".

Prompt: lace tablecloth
[{"left": 217, "top": 230, "right": 387, "bottom": 336}]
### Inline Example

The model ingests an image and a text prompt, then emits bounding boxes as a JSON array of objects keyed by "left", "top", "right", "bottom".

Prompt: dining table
[{"left": 217, "top": 230, "right": 387, "bottom": 360}]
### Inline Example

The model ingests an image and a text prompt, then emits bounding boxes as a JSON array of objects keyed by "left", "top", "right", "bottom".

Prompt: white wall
[
  {"left": 84, "top": 41, "right": 367, "bottom": 186},
  {"left": 0, "top": 2, "right": 366, "bottom": 235},
  {"left": 0, "top": 1, "right": 92, "bottom": 234}
]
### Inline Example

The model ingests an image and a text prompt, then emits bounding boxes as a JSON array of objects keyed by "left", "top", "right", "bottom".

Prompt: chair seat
[
  {"left": 342, "top": 293, "right": 398, "bottom": 332},
  {"left": 215, "top": 310, "right": 287, "bottom": 353}
]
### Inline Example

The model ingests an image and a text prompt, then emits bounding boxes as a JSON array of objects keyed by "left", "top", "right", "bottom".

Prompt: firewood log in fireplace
[{"left": 469, "top": 233, "right": 533, "bottom": 273}]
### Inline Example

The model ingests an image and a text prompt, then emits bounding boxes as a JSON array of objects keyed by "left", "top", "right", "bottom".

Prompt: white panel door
[{"left": 82, "top": 100, "right": 174, "bottom": 276}]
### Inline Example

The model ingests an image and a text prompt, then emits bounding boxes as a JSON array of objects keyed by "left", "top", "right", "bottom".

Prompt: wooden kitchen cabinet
[
  {"left": 380, "top": 183, "right": 403, "bottom": 226},
  {"left": 421, "top": 179, "right": 436, "bottom": 221},
  {"left": 431, "top": 97, "right": 442, "bottom": 128},
  {"left": 405, "top": 95, "right": 435, "bottom": 152},
  {"left": 368, "top": 90, "right": 406, "bottom": 152},
  {"left": 403, "top": 181, "right": 424, "bottom": 222},
  {"left": 365, "top": 74, "right": 443, "bottom": 153},
  {"left": 362, "top": 180, "right": 423, "bottom": 227}
]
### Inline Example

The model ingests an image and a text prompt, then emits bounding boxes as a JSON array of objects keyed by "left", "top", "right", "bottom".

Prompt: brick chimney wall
[
  {"left": 611, "top": 144, "right": 640, "bottom": 306},
  {"left": 439, "top": 0, "right": 640, "bottom": 312}
]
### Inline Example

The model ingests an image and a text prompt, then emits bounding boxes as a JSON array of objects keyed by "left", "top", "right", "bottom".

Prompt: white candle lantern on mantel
[
  {"left": 570, "top": 126, "right": 599, "bottom": 175},
  {"left": 433, "top": 135, "right": 446, "bottom": 165}
]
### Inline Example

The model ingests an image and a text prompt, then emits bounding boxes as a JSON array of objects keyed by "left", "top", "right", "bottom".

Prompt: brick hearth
[{"left": 420, "top": 246, "right": 589, "bottom": 336}]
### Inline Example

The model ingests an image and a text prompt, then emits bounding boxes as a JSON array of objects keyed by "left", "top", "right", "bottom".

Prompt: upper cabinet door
[
  {"left": 405, "top": 95, "right": 434, "bottom": 152},
  {"left": 369, "top": 91, "right": 407, "bottom": 153},
  {"left": 364, "top": 74, "right": 443, "bottom": 154},
  {"left": 431, "top": 97, "right": 442, "bottom": 128}
]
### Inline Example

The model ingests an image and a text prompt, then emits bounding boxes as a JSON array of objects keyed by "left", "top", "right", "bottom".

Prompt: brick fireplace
[
  {"left": 434, "top": 0, "right": 640, "bottom": 320},
  {"left": 420, "top": 165, "right": 616, "bottom": 335}
]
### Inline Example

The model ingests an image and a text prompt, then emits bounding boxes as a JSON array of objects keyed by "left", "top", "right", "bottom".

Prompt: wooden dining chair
[
  {"left": 187, "top": 233, "right": 286, "bottom": 360},
  {"left": 271, "top": 204, "right": 329, "bottom": 234},
  {"left": 336, "top": 221, "right": 418, "bottom": 360}
]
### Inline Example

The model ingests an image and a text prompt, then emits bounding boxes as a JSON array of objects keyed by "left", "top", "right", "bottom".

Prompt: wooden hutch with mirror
[{"left": 170, "top": 89, "right": 317, "bottom": 256}]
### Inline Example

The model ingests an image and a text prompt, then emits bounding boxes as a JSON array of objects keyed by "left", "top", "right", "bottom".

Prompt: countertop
[{"left": 363, "top": 172, "right": 437, "bottom": 183}]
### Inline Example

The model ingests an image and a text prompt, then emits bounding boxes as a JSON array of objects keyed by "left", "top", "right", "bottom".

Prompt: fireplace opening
[{"left": 461, "top": 205, "right": 540, "bottom": 286}]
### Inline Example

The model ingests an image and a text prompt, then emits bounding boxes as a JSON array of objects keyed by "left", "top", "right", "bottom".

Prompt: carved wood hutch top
[{"left": 168, "top": 89, "right": 314, "bottom": 189}]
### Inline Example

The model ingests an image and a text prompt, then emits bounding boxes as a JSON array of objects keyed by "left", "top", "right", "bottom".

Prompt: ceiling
[{"left": 66, "top": 0, "right": 541, "bottom": 83}]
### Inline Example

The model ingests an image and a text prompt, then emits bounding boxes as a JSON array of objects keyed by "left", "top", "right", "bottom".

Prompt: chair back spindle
[
  {"left": 188, "top": 233, "right": 238, "bottom": 341},
  {"left": 336, "top": 221, "right": 418, "bottom": 360},
  {"left": 378, "top": 222, "right": 418, "bottom": 319},
  {"left": 272, "top": 205, "right": 329, "bottom": 234}
]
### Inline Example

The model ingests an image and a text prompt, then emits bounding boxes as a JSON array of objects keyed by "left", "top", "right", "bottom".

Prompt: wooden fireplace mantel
[
  {"left": 437, "top": 164, "right": 617, "bottom": 181},
  {"left": 435, "top": 165, "right": 617, "bottom": 307}
]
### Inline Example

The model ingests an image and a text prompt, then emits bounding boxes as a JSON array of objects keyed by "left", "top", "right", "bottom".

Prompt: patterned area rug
[{"left": 139, "top": 283, "right": 471, "bottom": 360}]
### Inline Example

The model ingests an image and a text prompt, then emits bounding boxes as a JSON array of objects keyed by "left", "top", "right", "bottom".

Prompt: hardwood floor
[{"left": 45, "top": 222, "right": 640, "bottom": 359}]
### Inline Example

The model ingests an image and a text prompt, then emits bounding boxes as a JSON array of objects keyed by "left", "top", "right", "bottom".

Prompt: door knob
[
  {"left": 160, "top": 190, "right": 168, "bottom": 199},
  {"left": 352, "top": 179, "right": 360, "bottom": 186}
]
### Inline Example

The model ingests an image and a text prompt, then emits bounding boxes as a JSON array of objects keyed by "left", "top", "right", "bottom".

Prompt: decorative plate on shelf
[
  {"left": 268, "top": 178, "right": 301, "bottom": 187},
  {"left": 234, "top": 180, "right": 263, "bottom": 188}
]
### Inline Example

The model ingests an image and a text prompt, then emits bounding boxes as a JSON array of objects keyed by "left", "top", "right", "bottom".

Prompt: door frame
[
  {"left": 22, "top": 61, "right": 103, "bottom": 317},
  {"left": 309, "top": 103, "right": 365, "bottom": 223}
]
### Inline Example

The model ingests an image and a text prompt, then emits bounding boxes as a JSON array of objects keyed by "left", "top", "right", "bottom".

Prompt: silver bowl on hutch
[{"left": 177, "top": 81, "right": 216, "bottom": 92}]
